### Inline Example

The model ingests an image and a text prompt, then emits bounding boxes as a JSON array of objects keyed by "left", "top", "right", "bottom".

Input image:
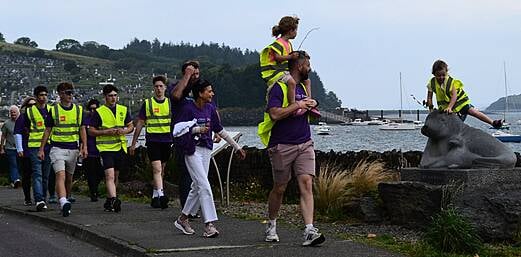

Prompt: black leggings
[
  {"left": 84, "top": 157, "right": 104, "bottom": 197},
  {"left": 19, "top": 156, "right": 32, "bottom": 202}
]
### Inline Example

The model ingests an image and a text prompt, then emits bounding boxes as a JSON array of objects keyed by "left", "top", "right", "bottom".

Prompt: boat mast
[
  {"left": 503, "top": 61, "right": 508, "bottom": 121},
  {"left": 399, "top": 72, "right": 403, "bottom": 119}
]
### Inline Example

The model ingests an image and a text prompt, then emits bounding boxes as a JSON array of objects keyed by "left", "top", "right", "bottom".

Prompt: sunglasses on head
[
  {"left": 62, "top": 89, "right": 74, "bottom": 95},
  {"left": 38, "top": 93, "right": 48, "bottom": 97}
]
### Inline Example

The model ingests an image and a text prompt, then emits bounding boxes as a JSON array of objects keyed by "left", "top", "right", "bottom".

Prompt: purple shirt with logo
[
  {"left": 267, "top": 83, "right": 311, "bottom": 148},
  {"left": 44, "top": 104, "right": 83, "bottom": 149},
  {"left": 83, "top": 112, "right": 99, "bottom": 157},
  {"left": 137, "top": 98, "right": 173, "bottom": 144},
  {"left": 175, "top": 101, "right": 223, "bottom": 155}
]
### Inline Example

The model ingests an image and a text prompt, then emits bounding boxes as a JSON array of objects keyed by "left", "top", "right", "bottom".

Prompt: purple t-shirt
[
  {"left": 168, "top": 81, "right": 217, "bottom": 124},
  {"left": 175, "top": 101, "right": 223, "bottom": 155},
  {"left": 137, "top": 98, "right": 173, "bottom": 143},
  {"left": 83, "top": 112, "right": 99, "bottom": 157},
  {"left": 16, "top": 106, "right": 51, "bottom": 151},
  {"left": 44, "top": 104, "right": 83, "bottom": 149},
  {"left": 14, "top": 115, "right": 29, "bottom": 153},
  {"left": 267, "top": 83, "right": 311, "bottom": 148}
]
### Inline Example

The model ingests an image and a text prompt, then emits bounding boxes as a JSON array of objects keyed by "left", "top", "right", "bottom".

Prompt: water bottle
[{"left": 77, "top": 156, "right": 83, "bottom": 167}]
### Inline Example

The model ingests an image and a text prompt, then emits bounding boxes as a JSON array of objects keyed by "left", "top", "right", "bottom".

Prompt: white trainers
[
  {"left": 35, "top": 201, "right": 46, "bottom": 212},
  {"left": 265, "top": 223, "right": 279, "bottom": 242},
  {"left": 302, "top": 227, "right": 325, "bottom": 246},
  {"left": 203, "top": 223, "right": 219, "bottom": 238},
  {"left": 174, "top": 218, "right": 195, "bottom": 235}
]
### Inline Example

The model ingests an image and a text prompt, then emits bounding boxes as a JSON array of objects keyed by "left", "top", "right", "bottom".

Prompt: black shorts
[
  {"left": 100, "top": 150, "right": 128, "bottom": 171},
  {"left": 146, "top": 142, "right": 172, "bottom": 163},
  {"left": 457, "top": 104, "right": 473, "bottom": 121}
]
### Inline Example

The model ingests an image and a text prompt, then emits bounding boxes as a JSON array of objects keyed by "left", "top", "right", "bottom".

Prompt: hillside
[
  {"left": 0, "top": 38, "right": 342, "bottom": 114},
  {"left": 485, "top": 94, "right": 521, "bottom": 112}
]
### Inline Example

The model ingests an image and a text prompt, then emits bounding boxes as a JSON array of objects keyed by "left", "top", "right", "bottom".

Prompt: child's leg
[
  {"left": 304, "top": 79, "right": 312, "bottom": 98},
  {"left": 468, "top": 107, "right": 494, "bottom": 125},
  {"left": 286, "top": 76, "right": 297, "bottom": 104}
]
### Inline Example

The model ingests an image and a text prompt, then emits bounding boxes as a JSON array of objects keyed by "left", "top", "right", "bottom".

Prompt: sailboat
[
  {"left": 492, "top": 62, "right": 521, "bottom": 143},
  {"left": 380, "top": 72, "right": 417, "bottom": 131}
]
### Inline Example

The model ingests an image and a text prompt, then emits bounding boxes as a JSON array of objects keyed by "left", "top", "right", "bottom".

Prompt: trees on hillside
[
  {"left": 14, "top": 37, "right": 38, "bottom": 48},
  {"left": 0, "top": 32, "right": 5, "bottom": 42},
  {"left": 56, "top": 39, "right": 82, "bottom": 53}
]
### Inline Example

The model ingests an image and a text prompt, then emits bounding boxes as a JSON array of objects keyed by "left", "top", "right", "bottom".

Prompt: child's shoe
[{"left": 492, "top": 119, "right": 503, "bottom": 129}]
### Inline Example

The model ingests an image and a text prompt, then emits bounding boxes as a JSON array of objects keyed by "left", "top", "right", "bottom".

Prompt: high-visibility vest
[
  {"left": 259, "top": 39, "right": 293, "bottom": 86},
  {"left": 145, "top": 97, "right": 171, "bottom": 134},
  {"left": 257, "top": 82, "right": 308, "bottom": 147},
  {"left": 27, "top": 105, "right": 51, "bottom": 148},
  {"left": 95, "top": 104, "right": 128, "bottom": 153},
  {"left": 49, "top": 103, "right": 82, "bottom": 143},
  {"left": 430, "top": 76, "right": 470, "bottom": 112}
]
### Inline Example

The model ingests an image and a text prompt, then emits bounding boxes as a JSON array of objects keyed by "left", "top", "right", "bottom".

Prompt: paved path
[{"left": 0, "top": 187, "right": 403, "bottom": 257}]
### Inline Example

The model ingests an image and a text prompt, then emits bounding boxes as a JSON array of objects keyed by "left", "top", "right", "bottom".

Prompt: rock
[{"left": 345, "top": 196, "right": 383, "bottom": 223}]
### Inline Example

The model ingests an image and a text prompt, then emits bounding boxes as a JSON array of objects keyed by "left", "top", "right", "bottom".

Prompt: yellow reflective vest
[
  {"left": 430, "top": 76, "right": 470, "bottom": 112},
  {"left": 96, "top": 104, "right": 128, "bottom": 153},
  {"left": 259, "top": 39, "right": 293, "bottom": 86},
  {"left": 27, "top": 105, "right": 51, "bottom": 148},
  {"left": 257, "top": 82, "right": 308, "bottom": 147},
  {"left": 144, "top": 97, "right": 171, "bottom": 134},
  {"left": 49, "top": 103, "right": 82, "bottom": 143}
]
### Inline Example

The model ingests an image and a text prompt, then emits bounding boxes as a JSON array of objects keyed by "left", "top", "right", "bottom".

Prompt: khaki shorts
[
  {"left": 50, "top": 147, "right": 79, "bottom": 174},
  {"left": 267, "top": 140, "right": 315, "bottom": 184}
]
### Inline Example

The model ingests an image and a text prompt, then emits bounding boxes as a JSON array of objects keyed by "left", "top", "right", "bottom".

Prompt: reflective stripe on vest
[
  {"left": 430, "top": 77, "right": 470, "bottom": 112},
  {"left": 257, "top": 82, "right": 308, "bottom": 147},
  {"left": 95, "top": 104, "right": 128, "bottom": 153},
  {"left": 145, "top": 97, "right": 171, "bottom": 133},
  {"left": 27, "top": 105, "right": 51, "bottom": 147},
  {"left": 50, "top": 103, "right": 82, "bottom": 143},
  {"left": 259, "top": 39, "right": 293, "bottom": 86}
]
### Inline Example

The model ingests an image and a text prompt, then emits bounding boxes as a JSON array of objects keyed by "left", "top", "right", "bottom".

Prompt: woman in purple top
[
  {"left": 173, "top": 79, "right": 246, "bottom": 238},
  {"left": 83, "top": 99, "right": 104, "bottom": 202},
  {"left": 14, "top": 97, "right": 37, "bottom": 205}
]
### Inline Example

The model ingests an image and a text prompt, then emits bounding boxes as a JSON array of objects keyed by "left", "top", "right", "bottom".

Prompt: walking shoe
[
  {"left": 24, "top": 200, "right": 32, "bottom": 206},
  {"left": 67, "top": 196, "right": 76, "bottom": 203},
  {"left": 302, "top": 227, "right": 325, "bottom": 246},
  {"left": 150, "top": 197, "right": 160, "bottom": 208},
  {"left": 265, "top": 223, "right": 279, "bottom": 242},
  {"left": 62, "top": 202, "right": 71, "bottom": 217},
  {"left": 159, "top": 195, "right": 169, "bottom": 209},
  {"left": 48, "top": 196, "right": 57, "bottom": 204},
  {"left": 90, "top": 193, "right": 98, "bottom": 202},
  {"left": 36, "top": 201, "right": 46, "bottom": 212},
  {"left": 203, "top": 223, "right": 219, "bottom": 238},
  {"left": 492, "top": 119, "right": 503, "bottom": 129},
  {"left": 103, "top": 198, "right": 112, "bottom": 212},
  {"left": 10, "top": 182, "right": 15, "bottom": 188},
  {"left": 112, "top": 198, "right": 121, "bottom": 213},
  {"left": 13, "top": 179, "right": 21, "bottom": 189},
  {"left": 174, "top": 218, "right": 195, "bottom": 235},
  {"left": 187, "top": 213, "right": 201, "bottom": 219}
]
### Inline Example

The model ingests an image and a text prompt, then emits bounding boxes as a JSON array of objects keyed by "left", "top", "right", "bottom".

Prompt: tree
[
  {"left": 64, "top": 60, "right": 80, "bottom": 74},
  {"left": 56, "top": 39, "right": 82, "bottom": 52},
  {"left": 14, "top": 37, "right": 38, "bottom": 48},
  {"left": 0, "top": 32, "right": 5, "bottom": 42}
]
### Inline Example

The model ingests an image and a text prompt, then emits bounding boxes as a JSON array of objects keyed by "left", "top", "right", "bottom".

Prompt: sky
[{"left": 1, "top": 0, "right": 520, "bottom": 110}]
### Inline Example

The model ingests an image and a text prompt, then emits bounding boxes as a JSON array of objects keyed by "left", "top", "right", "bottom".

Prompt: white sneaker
[
  {"left": 174, "top": 218, "right": 195, "bottom": 235},
  {"left": 265, "top": 223, "right": 279, "bottom": 242},
  {"left": 302, "top": 227, "right": 325, "bottom": 246},
  {"left": 35, "top": 201, "right": 46, "bottom": 212}
]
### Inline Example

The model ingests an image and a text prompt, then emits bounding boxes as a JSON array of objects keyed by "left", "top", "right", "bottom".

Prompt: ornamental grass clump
[
  {"left": 346, "top": 158, "right": 395, "bottom": 198},
  {"left": 425, "top": 208, "right": 483, "bottom": 254},
  {"left": 314, "top": 162, "right": 350, "bottom": 215}
]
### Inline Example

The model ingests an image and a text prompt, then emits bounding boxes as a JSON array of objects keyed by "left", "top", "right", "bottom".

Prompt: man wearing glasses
[
  {"left": 16, "top": 86, "right": 53, "bottom": 211},
  {"left": 130, "top": 75, "right": 172, "bottom": 209},
  {"left": 89, "top": 85, "right": 134, "bottom": 213},
  {"left": 38, "top": 82, "right": 87, "bottom": 217}
]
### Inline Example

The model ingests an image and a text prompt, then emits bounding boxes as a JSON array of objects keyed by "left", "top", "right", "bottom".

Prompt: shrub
[
  {"left": 425, "top": 208, "right": 483, "bottom": 254},
  {"left": 314, "top": 162, "right": 350, "bottom": 214},
  {"left": 346, "top": 158, "right": 396, "bottom": 198}
]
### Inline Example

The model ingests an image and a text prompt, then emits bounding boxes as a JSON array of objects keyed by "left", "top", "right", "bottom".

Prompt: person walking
[
  {"left": 1, "top": 105, "right": 21, "bottom": 188},
  {"left": 15, "top": 97, "right": 37, "bottom": 205},
  {"left": 83, "top": 99, "right": 104, "bottom": 202}
]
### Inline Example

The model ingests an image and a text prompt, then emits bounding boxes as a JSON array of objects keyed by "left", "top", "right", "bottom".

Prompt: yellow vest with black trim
[
  {"left": 259, "top": 39, "right": 293, "bottom": 86},
  {"left": 430, "top": 76, "right": 470, "bottom": 112},
  {"left": 49, "top": 103, "right": 82, "bottom": 143},
  {"left": 257, "top": 82, "right": 308, "bottom": 147},
  {"left": 96, "top": 104, "right": 128, "bottom": 153},
  {"left": 27, "top": 105, "right": 51, "bottom": 148},
  {"left": 144, "top": 97, "right": 171, "bottom": 134}
]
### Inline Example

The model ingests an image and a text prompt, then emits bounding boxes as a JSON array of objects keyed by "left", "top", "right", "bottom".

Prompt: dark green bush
[{"left": 425, "top": 208, "right": 483, "bottom": 254}]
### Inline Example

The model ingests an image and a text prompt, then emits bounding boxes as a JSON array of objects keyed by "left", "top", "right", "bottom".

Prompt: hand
[
  {"left": 106, "top": 128, "right": 118, "bottom": 136},
  {"left": 0, "top": 147, "right": 4, "bottom": 155},
  {"left": 184, "top": 65, "right": 195, "bottom": 77},
  {"left": 235, "top": 148, "right": 246, "bottom": 160},
  {"left": 297, "top": 98, "right": 315, "bottom": 110},
  {"left": 213, "top": 134, "right": 222, "bottom": 143},
  {"left": 37, "top": 149, "right": 45, "bottom": 161},
  {"left": 199, "top": 127, "right": 209, "bottom": 134},
  {"left": 129, "top": 145, "right": 136, "bottom": 156},
  {"left": 445, "top": 107, "right": 453, "bottom": 114},
  {"left": 289, "top": 52, "right": 299, "bottom": 60},
  {"left": 17, "top": 151, "right": 24, "bottom": 158},
  {"left": 80, "top": 146, "right": 88, "bottom": 159},
  {"left": 116, "top": 128, "right": 126, "bottom": 135}
]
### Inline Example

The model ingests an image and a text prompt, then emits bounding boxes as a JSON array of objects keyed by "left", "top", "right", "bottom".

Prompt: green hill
[{"left": 485, "top": 94, "right": 521, "bottom": 112}]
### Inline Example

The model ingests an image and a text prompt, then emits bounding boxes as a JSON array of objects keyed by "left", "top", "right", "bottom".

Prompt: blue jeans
[
  {"left": 28, "top": 148, "right": 51, "bottom": 202},
  {"left": 5, "top": 149, "right": 20, "bottom": 182}
]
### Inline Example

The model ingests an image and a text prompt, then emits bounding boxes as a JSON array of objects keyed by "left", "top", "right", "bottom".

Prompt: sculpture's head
[{"left": 421, "top": 111, "right": 462, "bottom": 140}]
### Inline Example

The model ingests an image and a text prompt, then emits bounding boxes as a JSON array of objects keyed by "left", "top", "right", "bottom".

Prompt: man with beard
[{"left": 258, "top": 51, "right": 325, "bottom": 246}]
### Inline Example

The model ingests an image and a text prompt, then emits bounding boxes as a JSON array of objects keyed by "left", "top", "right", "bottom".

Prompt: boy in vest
[
  {"left": 89, "top": 85, "right": 134, "bottom": 213},
  {"left": 130, "top": 75, "right": 172, "bottom": 209},
  {"left": 426, "top": 60, "right": 503, "bottom": 128},
  {"left": 38, "top": 82, "right": 87, "bottom": 217},
  {"left": 260, "top": 16, "right": 319, "bottom": 117},
  {"left": 15, "top": 86, "right": 53, "bottom": 211}
]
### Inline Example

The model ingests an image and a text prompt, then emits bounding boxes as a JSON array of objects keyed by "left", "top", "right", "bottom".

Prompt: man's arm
[
  {"left": 268, "top": 98, "right": 315, "bottom": 121},
  {"left": 426, "top": 91, "right": 434, "bottom": 112},
  {"left": 79, "top": 125, "right": 88, "bottom": 158},
  {"left": 129, "top": 119, "right": 144, "bottom": 155},
  {"left": 37, "top": 127, "right": 52, "bottom": 160},
  {"left": 171, "top": 66, "right": 195, "bottom": 101}
]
